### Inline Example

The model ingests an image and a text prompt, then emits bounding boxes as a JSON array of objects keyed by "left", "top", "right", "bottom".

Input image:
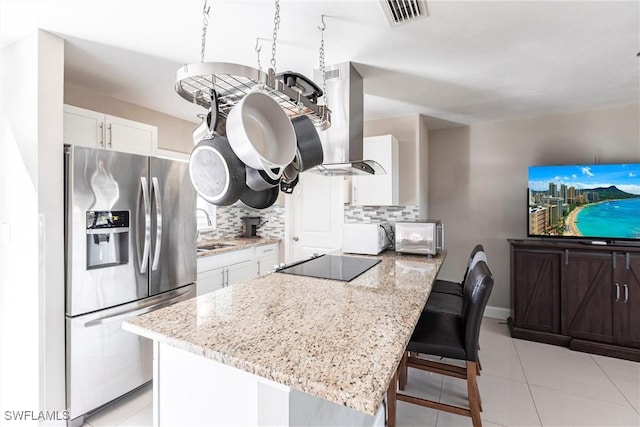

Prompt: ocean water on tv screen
[{"left": 576, "top": 198, "right": 640, "bottom": 239}]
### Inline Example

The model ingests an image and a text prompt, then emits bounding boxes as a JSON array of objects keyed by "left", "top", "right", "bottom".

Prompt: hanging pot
[
  {"left": 245, "top": 165, "right": 281, "bottom": 192},
  {"left": 226, "top": 91, "right": 296, "bottom": 180},
  {"left": 291, "top": 115, "right": 323, "bottom": 172},
  {"left": 238, "top": 185, "right": 280, "bottom": 211},
  {"left": 189, "top": 135, "right": 247, "bottom": 206}
]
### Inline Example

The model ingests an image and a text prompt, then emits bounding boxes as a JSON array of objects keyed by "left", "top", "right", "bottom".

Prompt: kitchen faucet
[
  {"left": 196, "top": 208, "right": 213, "bottom": 243},
  {"left": 196, "top": 208, "right": 212, "bottom": 227}
]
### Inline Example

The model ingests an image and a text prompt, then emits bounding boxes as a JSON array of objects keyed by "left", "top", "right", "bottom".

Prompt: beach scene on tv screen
[{"left": 529, "top": 164, "right": 640, "bottom": 239}]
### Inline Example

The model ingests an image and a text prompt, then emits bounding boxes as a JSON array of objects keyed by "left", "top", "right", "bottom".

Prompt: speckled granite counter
[
  {"left": 197, "top": 237, "right": 280, "bottom": 257},
  {"left": 123, "top": 250, "right": 445, "bottom": 416}
]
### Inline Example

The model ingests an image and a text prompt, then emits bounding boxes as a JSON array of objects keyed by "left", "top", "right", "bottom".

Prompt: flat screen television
[{"left": 528, "top": 164, "right": 640, "bottom": 241}]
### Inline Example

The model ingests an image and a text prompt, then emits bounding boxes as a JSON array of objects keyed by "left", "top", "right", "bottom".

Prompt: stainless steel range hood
[{"left": 309, "top": 62, "right": 385, "bottom": 176}]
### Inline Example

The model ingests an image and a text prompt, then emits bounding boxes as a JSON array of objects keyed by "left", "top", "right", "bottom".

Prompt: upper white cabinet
[
  {"left": 352, "top": 135, "right": 399, "bottom": 206},
  {"left": 63, "top": 104, "right": 158, "bottom": 157}
]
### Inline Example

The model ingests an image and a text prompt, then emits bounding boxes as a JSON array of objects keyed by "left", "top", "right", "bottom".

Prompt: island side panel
[{"left": 154, "top": 342, "right": 385, "bottom": 426}]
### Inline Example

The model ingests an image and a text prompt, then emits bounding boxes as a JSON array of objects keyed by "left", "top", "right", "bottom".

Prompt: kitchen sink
[{"left": 197, "top": 243, "right": 235, "bottom": 252}]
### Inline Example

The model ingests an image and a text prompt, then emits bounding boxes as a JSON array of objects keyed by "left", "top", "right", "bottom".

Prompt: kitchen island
[{"left": 123, "top": 250, "right": 445, "bottom": 426}]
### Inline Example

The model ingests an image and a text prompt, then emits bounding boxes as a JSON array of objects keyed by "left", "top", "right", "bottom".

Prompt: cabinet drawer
[{"left": 255, "top": 244, "right": 278, "bottom": 258}]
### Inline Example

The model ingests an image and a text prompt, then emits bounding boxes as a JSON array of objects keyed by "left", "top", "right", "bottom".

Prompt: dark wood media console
[{"left": 508, "top": 239, "right": 640, "bottom": 361}]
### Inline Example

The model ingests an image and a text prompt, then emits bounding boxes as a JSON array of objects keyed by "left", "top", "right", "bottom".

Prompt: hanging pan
[{"left": 238, "top": 185, "right": 280, "bottom": 211}]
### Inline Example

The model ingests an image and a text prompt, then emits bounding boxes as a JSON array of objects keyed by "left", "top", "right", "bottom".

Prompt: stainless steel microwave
[{"left": 395, "top": 220, "right": 444, "bottom": 255}]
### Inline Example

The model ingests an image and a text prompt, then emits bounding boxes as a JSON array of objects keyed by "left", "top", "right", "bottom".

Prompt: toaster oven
[{"left": 395, "top": 220, "right": 444, "bottom": 255}]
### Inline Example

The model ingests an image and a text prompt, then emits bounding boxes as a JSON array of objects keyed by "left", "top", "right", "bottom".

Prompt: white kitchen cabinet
[
  {"left": 196, "top": 248, "right": 254, "bottom": 296},
  {"left": 352, "top": 135, "right": 399, "bottom": 206},
  {"left": 197, "top": 266, "right": 226, "bottom": 295},
  {"left": 227, "top": 260, "right": 255, "bottom": 285},
  {"left": 255, "top": 244, "right": 279, "bottom": 276},
  {"left": 63, "top": 104, "right": 158, "bottom": 156},
  {"left": 197, "top": 244, "right": 280, "bottom": 296}
]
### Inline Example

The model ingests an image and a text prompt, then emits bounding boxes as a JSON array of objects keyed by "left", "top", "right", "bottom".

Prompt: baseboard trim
[{"left": 484, "top": 306, "right": 510, "bottom": 320}]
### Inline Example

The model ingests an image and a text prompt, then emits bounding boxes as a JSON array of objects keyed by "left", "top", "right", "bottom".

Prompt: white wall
[
  {"left": 428, "top": 103, "right": 640, "bottom": 311},
  {"left": 0, "top": 30, "right": 66, "bottom": 424}
]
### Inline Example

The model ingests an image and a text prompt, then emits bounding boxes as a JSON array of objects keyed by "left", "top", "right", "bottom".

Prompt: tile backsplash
[
  {"left": 344, "top": 205, "right": 420, "bottom": 223},
  {"left": 199, "top": 204, "right": 285, "bottom": 242}
]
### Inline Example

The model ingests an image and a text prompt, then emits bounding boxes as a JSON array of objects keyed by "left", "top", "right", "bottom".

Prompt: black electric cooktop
[{"left": 277, "top": 254, "right": 381, "bottom": 282}]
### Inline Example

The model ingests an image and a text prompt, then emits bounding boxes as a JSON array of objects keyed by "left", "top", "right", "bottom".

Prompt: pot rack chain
[
  {"left": 200, "top": 0, "right": 211, "bottom": 63},
  {"left": 255, "top": 38, "right": 262, "bottom": 71},
  {"left": 175, "top": 0, "right": 331, "bottom": 129},
  {"left": 270, "top": 0, "right": 281, "bottom": 72},
  {"left": 318, "top": 15, "right": 327, "bottom": 107}
]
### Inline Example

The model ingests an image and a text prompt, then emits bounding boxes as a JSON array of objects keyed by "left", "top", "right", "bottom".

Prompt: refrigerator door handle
[
  {"left": 83, "top": 286, "right": 191, "bottom": 327},
  {"left": 151, "top": 177, "right": 162, "bottom": 271},
  {"left": 136, "top": 176, "right": 151, "bottom": 274}
]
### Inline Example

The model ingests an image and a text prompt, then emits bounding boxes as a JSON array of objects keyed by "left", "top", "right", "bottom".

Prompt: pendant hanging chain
[
  {"left": 318, "top": 15, "right": 327, "bottom": 107},
  {"left": 255, "top": 39, "right": 262, "bottom": 71},
  {"left": 270, "top": 0, "right": 281, "bottom": 72},
  {"left": 200, "top": 0, "right": 211, "bottom": 63}
]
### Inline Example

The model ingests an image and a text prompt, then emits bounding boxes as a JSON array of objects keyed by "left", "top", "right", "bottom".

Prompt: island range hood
[{"left": 309, "top": 62, "right": 385, "bottom": 176}]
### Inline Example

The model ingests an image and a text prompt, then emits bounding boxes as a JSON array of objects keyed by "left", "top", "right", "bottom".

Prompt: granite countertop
[
  {"left": 123, "top": 250, "right": 445, "bottom": 416},
  {"left": 197, "top": 237, "right": 281, "bottom": 257}
]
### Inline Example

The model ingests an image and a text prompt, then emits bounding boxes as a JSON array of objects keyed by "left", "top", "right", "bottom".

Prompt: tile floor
[{"left": 83, "top": 317, "right": 640, "bottom": 427}]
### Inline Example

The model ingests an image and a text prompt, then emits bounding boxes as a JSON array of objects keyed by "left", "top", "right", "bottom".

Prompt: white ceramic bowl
[{"left": 226, "top": 91, "right": 296, "bottom": 180}]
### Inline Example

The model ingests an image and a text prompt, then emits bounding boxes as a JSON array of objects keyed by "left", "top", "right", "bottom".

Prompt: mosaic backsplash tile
[
  {"left": 344, "top": 205, "right": 420, "bottom": 223},
  {"left": 199, "top": 204, "right": 285, "bottom": 242}
]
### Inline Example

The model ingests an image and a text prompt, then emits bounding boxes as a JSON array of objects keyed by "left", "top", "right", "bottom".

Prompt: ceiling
[{"left": 1, "top": 0, "right": 638, "bottom": 129}]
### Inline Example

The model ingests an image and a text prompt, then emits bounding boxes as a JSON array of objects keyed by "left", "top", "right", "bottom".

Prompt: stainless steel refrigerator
[{"left": 64, "top": 145, "right": 197, "bottom": 426}]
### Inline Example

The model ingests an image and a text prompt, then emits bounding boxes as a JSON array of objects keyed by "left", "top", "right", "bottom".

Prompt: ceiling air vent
[{"left": 380, "top": 0, "right": 429, "bottom": 26}]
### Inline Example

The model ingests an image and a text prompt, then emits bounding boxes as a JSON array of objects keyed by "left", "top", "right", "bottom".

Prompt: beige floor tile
[
  {"left": 396, "top": 400, "right": 438, "bottom": 427},
  {"left": 401, "top": 367, "right": 444, "bottom": 401},
  {"left": 84, "top": 384, "right": 152, "bottom": 427},
  {"left": 438, "top": 373, "right": 541, "bottom": 427},
  {"left": 117, "top": 404, "right": 152, "bottom": 427},
  {"left": 515, "top": 339, "right": 627, "bottom": 404},
  {"left": 592, "top": 354, "right": 640, "bottom": 413},
  {"left": 436, "top": 411, "right": 505, "bottom": 427},
  {"left": 530, "top": 384, "right": 640, "bottom": 427}
]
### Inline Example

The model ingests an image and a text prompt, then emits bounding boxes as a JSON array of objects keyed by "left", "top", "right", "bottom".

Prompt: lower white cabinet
[
  {"left": 197, "top": 244, "right": 280, "bottom": 296},
  {"left": 255, "top": 244, "right": 279, "bottom": 276},
  {"left": 197, "top": 266, "right": 226, "bottom": 295},
  {"left": 197, "top": 249, "right": 253, "bottom": 296}
]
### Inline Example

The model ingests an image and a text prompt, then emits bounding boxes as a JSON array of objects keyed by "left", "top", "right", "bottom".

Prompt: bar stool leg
[
  {"left": 387, "top": 368, "right": 398, "bottom": 427},
  {"left": 466, "top": 361, "right": 482, "bottom": 427},
  {"left": 399, "top": 352, "right": 408, "bottom": 390}
]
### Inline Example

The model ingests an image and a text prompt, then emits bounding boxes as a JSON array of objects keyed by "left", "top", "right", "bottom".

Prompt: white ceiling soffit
[{"left": 380, "top": 0, "right": 429, "bottom": 26}]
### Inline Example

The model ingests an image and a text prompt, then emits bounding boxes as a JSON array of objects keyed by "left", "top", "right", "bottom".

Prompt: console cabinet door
[
  {"left": 512, "top": 249, "right": 561, "bottom": 333},
  {"left": 619, "top": 254, "right": 640, "bottom": 348},
  {"left": 562, "top": 251, "right": 615, "bottom": 344}
]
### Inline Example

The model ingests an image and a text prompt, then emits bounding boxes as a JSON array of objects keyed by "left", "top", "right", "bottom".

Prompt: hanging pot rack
[{"left": 175, "top": 62, "right": 330, "bottom": 130}]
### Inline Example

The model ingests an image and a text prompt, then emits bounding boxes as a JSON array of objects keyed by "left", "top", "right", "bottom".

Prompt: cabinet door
[
  {"left": 352, "top": 135, "right": 398, "bottom": 206},
  {"left": 618, "top": 253, "right": 640, "bottom": 348},
  {"left": 562, "top": 251, "right": 615, "bottom": 343},
  {"left": 106, "top": 115, "right": 157, "bottom": 156},
  {"left": 512, "top": 249, "right": 561, "bottom": 333},
  {"left": 63, "top": 105, "right": 104, "bottom": 149},
  {"left": 197, "top": 267, "right": 225, "bottom": 296},
  {"left": 226, "top": 260, "right": 254, "bottom": 286},
  {"left": 255, "top": 244, "right": 279, "bottom": 276}
]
